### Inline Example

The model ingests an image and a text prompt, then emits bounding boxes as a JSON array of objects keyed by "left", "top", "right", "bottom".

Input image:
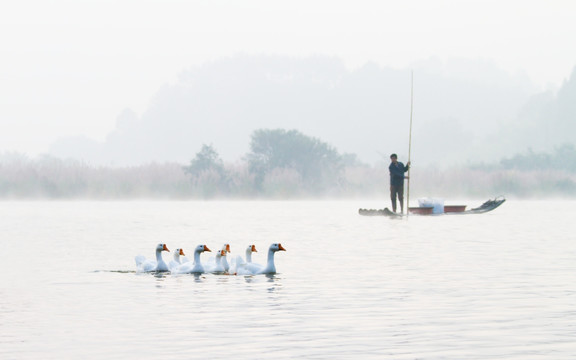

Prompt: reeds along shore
[{"left": 1, "top": 155, "right": 575, "bottom": 199}]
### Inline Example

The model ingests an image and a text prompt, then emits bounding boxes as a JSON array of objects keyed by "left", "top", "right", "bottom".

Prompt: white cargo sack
[{"left": 418, "top": 197, "right": 444, "bottom": 214}]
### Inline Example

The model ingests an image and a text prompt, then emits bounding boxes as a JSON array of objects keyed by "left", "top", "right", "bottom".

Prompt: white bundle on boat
[{"left": 418, "top": 197, "right": 444, "bottom": 214}]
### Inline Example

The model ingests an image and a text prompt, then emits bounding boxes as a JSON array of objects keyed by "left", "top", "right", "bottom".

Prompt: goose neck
[
  {"left": 263, "top": 249, "right": 277, "bottom": 274},
  {"left": 194, "top": 250, "right": 202, "bottom": 264},
  {"left": 266, "top": 249, "right": 276, "bottom": 265},
  {"left": 155, "top": 249, "right": 164, "bottom": 262}
]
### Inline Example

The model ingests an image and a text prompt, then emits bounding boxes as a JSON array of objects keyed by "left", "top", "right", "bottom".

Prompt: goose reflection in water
[{"left": 266, "top": 274, "right": 283, "bottom": 293}]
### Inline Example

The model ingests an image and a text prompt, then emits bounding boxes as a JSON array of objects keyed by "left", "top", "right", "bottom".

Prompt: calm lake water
[{"left": 1, "top": 199, "right": 575, "bottom": 359}]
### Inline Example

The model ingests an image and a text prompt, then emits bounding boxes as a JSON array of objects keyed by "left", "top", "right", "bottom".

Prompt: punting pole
[{"left": 406, "top": 71, "right": 414, "bottom": 217}]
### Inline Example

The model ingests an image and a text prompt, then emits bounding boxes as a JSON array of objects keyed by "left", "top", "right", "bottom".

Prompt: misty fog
[
  {"left": 46, "top": 55, "right": 572, "bottom": 168},
  {"left": 2, "top": 55, "right": 575, "bottom": 199}
]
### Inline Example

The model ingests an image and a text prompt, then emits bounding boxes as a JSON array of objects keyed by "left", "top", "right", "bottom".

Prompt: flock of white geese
[{"left": 135, "top": 243, "right": 286, "bottom": 275}]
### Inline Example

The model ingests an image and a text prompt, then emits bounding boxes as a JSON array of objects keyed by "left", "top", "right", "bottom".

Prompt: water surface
[{"left": 1, "top": 200, "right": 575, "bottom": 359}]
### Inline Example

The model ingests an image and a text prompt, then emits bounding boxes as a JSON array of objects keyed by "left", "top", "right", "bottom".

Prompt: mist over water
[{"left": 1, "top": 200, "right": 575, "bottom": 359}]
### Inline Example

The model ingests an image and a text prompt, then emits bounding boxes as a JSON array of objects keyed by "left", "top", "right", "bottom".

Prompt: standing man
[{"left": 389, "top": 153, "right": 410, "bottom": 213}]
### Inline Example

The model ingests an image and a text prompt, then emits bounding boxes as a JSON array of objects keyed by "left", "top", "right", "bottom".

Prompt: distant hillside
[
  {"left": 500, "top": 66, "right": 576, "bottom": 156},
  {"left": 49, "top": 55, "right": 562, "bottom": 167}
]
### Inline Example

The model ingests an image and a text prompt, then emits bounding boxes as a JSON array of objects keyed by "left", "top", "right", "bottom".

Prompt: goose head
[
  {"left": 269, "top": 243, "right": 286, "bottom": 252},
  {"left": 173, "top": 248, "right": 185, "bottom": 262},
  {"left": 222, "top": 244, "right": 231, "bottom": 253},
  {"left": 194, "top": 244, "right": 211, "bottom": 253},
  {"left": 156, "top": 243, "right": 170, "bottom": 253}
]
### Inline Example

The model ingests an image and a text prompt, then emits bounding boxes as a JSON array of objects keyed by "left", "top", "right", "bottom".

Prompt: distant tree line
[
  {"left": 182, "top": 129, "right": 346, "bottom": 198},
  {"left": 499, "top": 144, "right": 576, "bottom": 173},
  {"left": 1, "top": 130, "right": 575, "bottom": 199}
]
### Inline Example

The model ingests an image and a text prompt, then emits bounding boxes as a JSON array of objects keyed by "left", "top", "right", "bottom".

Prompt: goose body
[
  {"left": 205, "top": 249, "right": 228, "bottom": 274},
  {"left": 230, "top": 244, "right": 257, "bottom": 275},
  {"left": 220, "top": 244, "right": 231, "bottom": 272},
  {"left": 172, "top": 245, "right": 211, "bottom": 274},
  {"left": 243, "top": 243, "right": 285, "bottom": 275},
  {"left": 169, "top": 248, "right": 186, "bottom": 271},
  {"left": 135, "top": 243, "right": 170, "bottom": 272}
]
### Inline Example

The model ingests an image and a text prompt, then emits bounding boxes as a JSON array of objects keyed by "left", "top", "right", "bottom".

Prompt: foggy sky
[
  {"left": 47, "top": 55, "right": 576, "bottom": 167},
  {"left": 1, "top": 0, "right": 576, "bottom": 163}
]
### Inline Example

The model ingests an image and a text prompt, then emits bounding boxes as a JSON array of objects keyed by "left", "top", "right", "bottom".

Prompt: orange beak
[
  {"left": 278, "top": 244, "right": 286, "bottom": 251},
  {"left": 204, "top": 245, "right": 211, "bottom": 252},
  {"left": 163, "top": 244, "right": 170, "bottom": 252},
  {"left": 221, "top": 250, "right": 226, "bottom": 256},
  {"left": 251, "top": 245, "right": 258, "bottom": 252},
  {"left": 226, "top": 244, "right": 231, "bottom": 253},
  {"left": 179, "top": 249, "right": 185, "bottom": 256}
]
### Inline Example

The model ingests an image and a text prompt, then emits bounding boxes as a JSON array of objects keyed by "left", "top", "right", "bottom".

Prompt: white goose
[
  {"left": 230, "top": 244, "right": 257, "bottom": 275},
  {"left": 172, "top": 245, "right": 211, "bottom": 274},
  {"left": 135, "top": 243, "right": 170, "bottom": 272},
  {"left": 244, "top": 243, "right": 286, "bottom": 275},
  {"left": 220, "top": 244, "right": 231, "bottom": 272},
  {"left": 205, "top": 249, "right": 228, "bottom": 274},
  {"left": 169, "top": 248, "right": 186, "bottom": 271},
  {"left": 245, "top": 244, "right": 257, "bottom": 263}
]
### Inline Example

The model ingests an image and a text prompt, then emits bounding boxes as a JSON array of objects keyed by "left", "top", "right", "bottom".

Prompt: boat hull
[{"left": 359, "top": 197, "right": 505, "bottom": 217}]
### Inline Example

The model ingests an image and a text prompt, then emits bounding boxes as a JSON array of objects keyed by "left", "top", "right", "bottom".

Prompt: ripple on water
[{"left": 0, "top": 200, "right": 575, "bottom": 359}]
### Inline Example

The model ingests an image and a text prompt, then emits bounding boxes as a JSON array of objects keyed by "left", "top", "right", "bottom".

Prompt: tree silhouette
[
  {"left": 184, "top": 144, "right": 228, "bottom": 197},
  {"left": 246, "top": 129, "right": 344, "bottom": 193}
]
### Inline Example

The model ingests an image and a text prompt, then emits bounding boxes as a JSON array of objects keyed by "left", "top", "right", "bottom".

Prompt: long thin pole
[{"left": 406, "top": 71, "right": 414, "bottom": 216}]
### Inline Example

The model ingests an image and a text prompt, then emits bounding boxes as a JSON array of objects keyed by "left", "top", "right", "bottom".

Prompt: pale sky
[{"left": 1, "top": 0, "right": 575, "bottom": 156}]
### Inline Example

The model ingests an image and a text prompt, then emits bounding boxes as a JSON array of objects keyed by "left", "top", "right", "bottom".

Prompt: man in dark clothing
[{"left": 389, "top": 153, "right": 410, "bottom": 213}]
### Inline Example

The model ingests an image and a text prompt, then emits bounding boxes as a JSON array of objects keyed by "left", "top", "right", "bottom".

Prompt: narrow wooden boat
[{"left": 358, "top": 197, "right": 506, "bottom": 217}]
